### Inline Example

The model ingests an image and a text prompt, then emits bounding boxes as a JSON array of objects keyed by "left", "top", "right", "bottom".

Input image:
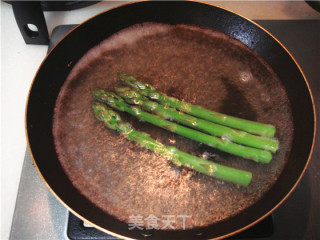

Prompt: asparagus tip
[
  {"left": 115, "top": 87, "right": 146, "bottom": 105},
  {"left": 91, "top": 101, "right": 111, "bottom": 122},
  {"left": 118, "top": 72, "right": 136, "bottom": 83},
  {"left": 91, "top": 88, "right": 105, "bottom": 98},
  {"left": 118, "top": 72, "right": 129, "bottom": 78}
]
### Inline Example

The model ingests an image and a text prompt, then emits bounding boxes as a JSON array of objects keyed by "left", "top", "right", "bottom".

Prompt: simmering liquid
[{"left": 53, "top": 23, "right": 293, "bottom": 229}]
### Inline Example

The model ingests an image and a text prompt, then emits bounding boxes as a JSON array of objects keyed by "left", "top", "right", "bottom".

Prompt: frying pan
[{"left": 26, "top": 1, "right": 316, "bottom": 239}]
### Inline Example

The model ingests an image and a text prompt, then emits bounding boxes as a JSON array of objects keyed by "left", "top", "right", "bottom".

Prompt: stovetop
[{"left": 10, "top": 20, "right": 320, "bottom": 240}]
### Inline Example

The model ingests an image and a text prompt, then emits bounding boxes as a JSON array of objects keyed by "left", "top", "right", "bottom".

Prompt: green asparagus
[
  {"left": 92, "top": 101, "right": 252, "bottom": 186},
  {"left": 92, "top": 89, "right": 272, "bottom": 163},
  {"left": 115, "top": 87, "right": 278, "bottom": 153},
  {"left": 119, "top": 73, "right": 276, "bottom": 138}
]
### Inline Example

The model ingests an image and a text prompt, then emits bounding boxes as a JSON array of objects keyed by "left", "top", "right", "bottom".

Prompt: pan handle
[{"left": 11, "top": 1, "right": 49, "bottom": 45}]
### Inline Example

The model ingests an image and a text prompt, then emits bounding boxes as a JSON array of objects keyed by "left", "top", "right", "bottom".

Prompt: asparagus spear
[
  {"left": 119, "top": 73, "right": 276, "bottom": 138},
  {"left": 115, "top": 87, "right": 279, "bottom": 153},
  {"left": 92, "top": 101, "right": 252, "bottom": 186},
  {"left": 92, "top": 89, "right": 272, "bottom": 163}
]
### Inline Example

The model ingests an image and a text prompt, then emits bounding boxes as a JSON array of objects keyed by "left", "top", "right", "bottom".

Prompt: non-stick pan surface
[
  {"left": 53, "top": 22, "right": 293, "bottom": 229},
  {"left": 26, "top": 1, "right": 315, "bottom": 239}
]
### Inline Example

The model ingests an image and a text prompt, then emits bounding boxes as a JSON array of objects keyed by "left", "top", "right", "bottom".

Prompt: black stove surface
[{"left": 48, "top": 20, "right": 319, "bottom": 240}]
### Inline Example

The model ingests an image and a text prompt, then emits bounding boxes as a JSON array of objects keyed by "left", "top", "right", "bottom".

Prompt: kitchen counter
[{"left": 1, "top": 1, "right": 320, "bottom": 239}]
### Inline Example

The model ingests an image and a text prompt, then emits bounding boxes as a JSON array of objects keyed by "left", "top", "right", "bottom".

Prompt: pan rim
[{"left": 24, "top": 1, "right": 317, "bottom": 239}]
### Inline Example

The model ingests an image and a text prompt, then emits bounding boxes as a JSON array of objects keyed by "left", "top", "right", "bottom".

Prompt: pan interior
[{"left": 53, "top": 23, "right": 293, "bottom": 229}]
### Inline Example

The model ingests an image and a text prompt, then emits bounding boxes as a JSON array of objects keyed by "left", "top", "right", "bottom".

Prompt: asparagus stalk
[
  {"left": 115, "top": 87, "right": 278, "bottom": 153},
  {"left": 92, "top": 101, "right": 252, "bottom": 186},
  {"left": 119, "top": 73, "right": 276, "bottom": 138},
  {"left": 92, "top": 89, "right": 272, "bottom": 163}
]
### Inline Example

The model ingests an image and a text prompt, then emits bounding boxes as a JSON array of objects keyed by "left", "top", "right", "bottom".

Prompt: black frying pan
[{"left": 26, "top": 1, "right": 316, "bottom": 239}]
